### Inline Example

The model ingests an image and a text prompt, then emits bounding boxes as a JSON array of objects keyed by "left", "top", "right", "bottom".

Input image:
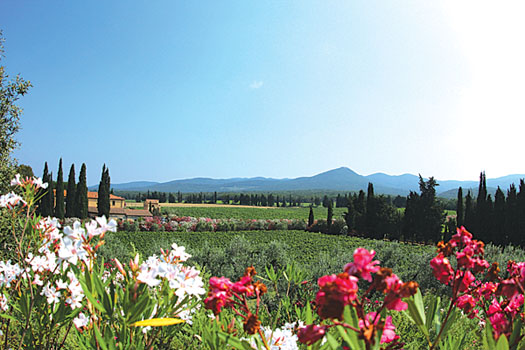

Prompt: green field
[{"left": 160, "top": 205, "right": 348, "bottom": 220}]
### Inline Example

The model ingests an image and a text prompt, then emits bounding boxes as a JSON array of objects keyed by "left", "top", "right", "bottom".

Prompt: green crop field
[{"left": 160, "top": 205, "right": 348, "bottom": 220}]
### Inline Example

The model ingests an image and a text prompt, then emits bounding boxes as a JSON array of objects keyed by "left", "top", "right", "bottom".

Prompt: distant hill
[{"left": 104, "top": 167, "right": 525, "bottom": 197}]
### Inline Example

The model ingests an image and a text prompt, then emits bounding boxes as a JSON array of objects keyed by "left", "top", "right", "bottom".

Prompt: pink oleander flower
[
  {"left": 344, "top": 248, "right": 380, "bottom": 282},
  {"left": 231, "top": 275, "right": 254, "bottom": 296},
  {"left": 316, "top": 273, "right": 358, "bottom": 320},
  {"left": 450, "top": 226, "right": 473, "bottom": 247},
  {"left": 505, "top": 294, "right": 524, "bottom": 317},
  {"left": 297, "top": 324, "right": 327, "bottom": 345},
  {"left": 455, "top": 270, "right": 476, "bottom": 293},
  {"left": 430, "top": 253, "right": 454, "bottom": 284},
  {"left": 455, "top": 294, "right": 477, "bottom": 318},
  {"left": 359, "top": 312, "right": 399, "bottom": 344},
  {"left": 497, "top": 279, "right": 519, "bottom": 299},
  {"left": 478, "top": 282, "right": 497, "bottom": 299},
  {"left": 204, "top": 276, "right": 233, "bottom": 315}
]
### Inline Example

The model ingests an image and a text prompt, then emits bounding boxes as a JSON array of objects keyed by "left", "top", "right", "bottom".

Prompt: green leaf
[
  {"left": 336, "top": 325, "right": 362, "bottom": 350},
  {"left": 425, "top": 295, "right": 440, "bottom": 332},
  {"left": 405, "top": 289, "right": 428, "bottom": 336},
  {"left": 325, "top": 333, "right": 341, "bottom": 350},
  {"left": 94, "top": 325, "right": 109, "bottom": 350},
  {"left": 483, "top": 322, "right": 497, "bottom": 350},
  {"left": 0, "top": 313, "right": 16, "bottom": 321},
  {"left": 509, "top": 317, "right": 523, "bottom": 348},
  {"left": 217, "top": 332, "right": 254, "bottom": 350},
  {"left": 439, "top": 307, "right": 458, "bottom": 342},
  {"left": 496, "top": 335, "right": 510, "bottom": 350},
  {"left": 79, "top": 280, "right": 107, "bottom": 314}
]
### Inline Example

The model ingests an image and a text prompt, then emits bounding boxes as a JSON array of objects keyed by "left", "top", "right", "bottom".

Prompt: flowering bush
[
  {"left": 2, "top": 175, "right": 525, "bottom": 349},
  {"left": 118, "top": 216, "right": 309, "bottom": 234},
  {"left": 0, "top": 175, "right": 205, "bottom": 349}
]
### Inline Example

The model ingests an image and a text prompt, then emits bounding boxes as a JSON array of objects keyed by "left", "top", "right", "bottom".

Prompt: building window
[{"left": 112, "top": 200, "right": 116, "bottom": 206}]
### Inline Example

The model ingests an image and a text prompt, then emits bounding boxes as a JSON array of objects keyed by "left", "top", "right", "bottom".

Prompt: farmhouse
[{"left": 55, "top": 190, "right": 152, "bottom": 219}]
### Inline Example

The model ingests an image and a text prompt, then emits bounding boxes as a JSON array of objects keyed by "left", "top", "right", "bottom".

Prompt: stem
[
  {"left": 57, "top": 323, "right": 72, "bottom": 350},
  {"left": 257, "top": 328, "right": 271, "bottom": 350},
  {"left": 4, "top": 319, "right": 10, "bottom": 350}
]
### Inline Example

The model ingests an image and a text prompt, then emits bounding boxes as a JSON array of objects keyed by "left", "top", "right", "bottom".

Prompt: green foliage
[
  {"left": 161, "top": 205, "right": 347, "bottom": 221},
  {"left": 0, "top": 32, "right": 32, "bottom": 194}
]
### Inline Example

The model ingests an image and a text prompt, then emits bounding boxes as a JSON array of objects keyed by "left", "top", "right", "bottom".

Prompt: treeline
[
  {"left": 37, "top": 160, "right": 111, "bottom": 220},
  {"left": 121, "top": 190, "right": 414, "bottom": 209},
  {"left": 457, "top": 172, "right": 525, "bottom": 247}
]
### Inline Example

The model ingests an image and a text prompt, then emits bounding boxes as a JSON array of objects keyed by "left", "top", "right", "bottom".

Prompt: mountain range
[{"left": 93, "top": 167, "right": 525, "bottom": 198}]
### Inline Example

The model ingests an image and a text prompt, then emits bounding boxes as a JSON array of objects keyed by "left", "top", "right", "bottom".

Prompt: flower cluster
[
  {"left": 204, "top": 267, "right": 268, "bottom": 336},
  {"left": 430, "top": 227, "right": 525, "bottom": 340},
  {"left": 118, "top": 216, "right": 307, "bottom": 233},
  {"left": 297, "top": 248, "right": 417, "bottom": 347},
  {"left": 129, "top": 243, "right": 205, "bottom": 300}
]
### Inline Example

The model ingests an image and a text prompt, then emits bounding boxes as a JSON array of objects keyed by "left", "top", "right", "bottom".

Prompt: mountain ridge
[{"left": 91, "top": 167, "right": 525, "bottom": 197}]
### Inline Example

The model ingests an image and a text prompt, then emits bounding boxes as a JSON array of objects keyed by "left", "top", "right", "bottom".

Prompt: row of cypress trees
[
  {"left": 457, "top": 172, "right": 525, "bottom": 247},
  {"left": 38, "top": 161, "right": 109, "bottom": 220}
]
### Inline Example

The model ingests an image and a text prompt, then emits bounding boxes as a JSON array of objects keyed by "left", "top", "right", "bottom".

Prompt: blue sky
[{"left": 2, "top": 1, "right": 524, "bottom": 185}]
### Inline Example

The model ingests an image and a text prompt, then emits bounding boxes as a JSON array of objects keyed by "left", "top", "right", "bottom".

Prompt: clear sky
[{"left": 2, "top": 1, "right": 525, "bottom": 185}]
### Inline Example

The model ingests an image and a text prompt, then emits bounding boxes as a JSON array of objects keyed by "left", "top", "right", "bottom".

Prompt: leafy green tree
[
  {"left": 97, "top": 165, "right": 110, "bottom": 217},
  {"left": 456, "top": 187, "right": 464, "bottom": 228},
  {"left": 54, "top": 158, "right": 65, "bottom": 219},
  {"left": 476, "top": 172, "right": 489, "bottom": 241},
  {"left": 66, "top": 164, "right": 76, "bottom": 218},
  {"left": 16, "top": 164, "right": 33, "bottom": 179},
  {"left": 0, "top": 32, "right": 32, "bottom": 193},
  {"left": 75, "top": 163, "right": 88, "bottom": 219},
  {"left": 402, "top": 176, "right": 444, "bottom": 243}
]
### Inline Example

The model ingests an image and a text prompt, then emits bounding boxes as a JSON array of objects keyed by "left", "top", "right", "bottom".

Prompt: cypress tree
[
  {"left": 327, "top": 201, "right": 333, "bottom": 232},
  {"left": 476, "top": 172, "right": 487, "bottom": 238},
  {"left": 365, "top": 183, "right": 378, "bottom": 238},
  {"left": 456, "top": 187, "right": 464, "bottom": 227},
  {"left": 75, "top": 163, "right": 88, "bottom": 219},
  {"left": 344, "top": 197, "right": 355, "bottom": 231},
  {"left": 66, "top": 164, "right": 76, "bottom": 217},
  {"left": 97, "top": 165, "right": 110, "bottom": 217},
  {"left": 47, "top": 172, "right": 54, "bottom": 217},
  {"left": 493, "top": 187, "right": 506, "bottom": 246},
  {"left": 39, "top": 162, "right": 50, "bottom": 216},
  {"left": 308, "top": 205, "right": 314, "bottom": 227},
  {"left": 464, "top": 191, "right": 474, "bottom": 232},
  {"left": 506, "top": 185, "right": 519, "bottom": 245},
  {"left": 517, "top": 180, "right": 525, "bottom": 245},
  {"left": 55, "top": 158, "right": 65, "bottom": 219}
]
